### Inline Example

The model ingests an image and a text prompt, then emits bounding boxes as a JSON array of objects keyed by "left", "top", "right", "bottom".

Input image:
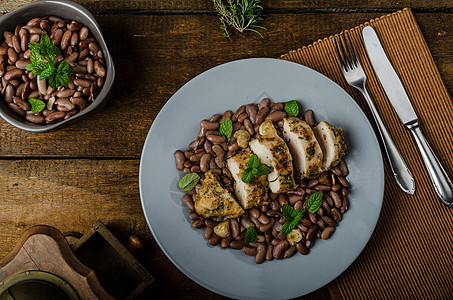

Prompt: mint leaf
[
  {"left": 241, "top": 167, "right": 254, "bottom": 183},
  {"left": 244, "top": 226, "right": 257, "bottom": 245},
  {"left": 39, "top": 64, "right": 56, "bottom": 79},
  {"left": 282, "top": 204, "right": 294, "bottom": 220},
  {"left": 40, "top": 33, "right": 51, "bottom": 46},
  {"left": 256, "top": 163, "right": 270, "bottom": 176},
  {"left": 291, "top": 208, "right": 304, "bottom": 220},
  {"left": 48, "top": 75, "right": 58, "bottom": 89},
  {"left": 248, "top": 154, "right": 260, "bottom": 169},
  {"left": 285, "top": 100, "right": 299, "bottom": 117},
  {"left": 178, "top": 173, "right": 200, "bottom": 191},
  {"left": 219, "top": 117, "right": 233, "bottom": 139},
  {"left": 28, "top": 98, "right": 45, "bottom": 113},
  {"left": 282, "top": 221, "right": 295, "bottom": 235},
  {"left": 307, "top": 191, "right": 323, "bottom": 214}
]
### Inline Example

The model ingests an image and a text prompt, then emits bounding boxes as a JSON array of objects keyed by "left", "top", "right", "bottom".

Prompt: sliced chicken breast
[
  {"left": 249, "top": 135, "right": 295, "bottom": 194},
  {"left": 227, "top": 151, "right": 269, "bottom": 210},
  {"left": 194, "top": 170, "right": 245, "bottom": 218},
  {"left": 282, "top": 117, "right": 323, "bottom": 179},
  {"left": 313, "top": 121, "right": 347, "bottom": 170}
]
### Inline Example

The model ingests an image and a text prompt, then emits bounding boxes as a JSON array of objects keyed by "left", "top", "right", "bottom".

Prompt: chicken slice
[
  {"left": 194, "top": 170, "right": 245, "bottom": 219},
  {"left": 313, "top": 121, "right": 347, "bottom": 170},
  {"left": 249, "top": 135, "right": 295, "bottom": 194},
  {"left": 282, "top": 117, "right": 323, "bottom": 179},
  {"left": 227, "top": 151, "right": 269, "bottom": 210}
]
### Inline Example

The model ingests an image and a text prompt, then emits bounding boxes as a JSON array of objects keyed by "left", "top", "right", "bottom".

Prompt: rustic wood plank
[
  {"left": 1, "top": 0, "right": 453, "bottom": 13},
  {"left": 0, "top": 159, "right": 331, "bottom": 298},
  {"left": 0, "top": 12, "right": 451, "bottom": 157}
]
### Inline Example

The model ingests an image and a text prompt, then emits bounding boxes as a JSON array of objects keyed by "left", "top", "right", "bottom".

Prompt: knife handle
[
  {"left": 407, "top": 122, "right": 453, "bottom": 207},
  {"left": 360, "top": 87, "right": 416, "bottom": 194}
]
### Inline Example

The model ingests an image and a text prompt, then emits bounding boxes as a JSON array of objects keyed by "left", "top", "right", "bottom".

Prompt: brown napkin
[{"left": 281, "top": 8, "right": 453, "bottom": 299}]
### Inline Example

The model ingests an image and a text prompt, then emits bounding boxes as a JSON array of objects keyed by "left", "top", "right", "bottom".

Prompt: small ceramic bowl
[{"left": 0, "top": 0, "right": 115, "bottom": 132}]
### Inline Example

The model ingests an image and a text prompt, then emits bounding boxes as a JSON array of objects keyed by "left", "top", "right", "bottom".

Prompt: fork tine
[
  {"left": 337, "top": 33, "right": 351, "bottom": 71},
  {"left": 344, "top": 31, "right": 359, "bottom": 68},
  {"left": 333, "top": 36, "right": 346, "bottom": 70}
]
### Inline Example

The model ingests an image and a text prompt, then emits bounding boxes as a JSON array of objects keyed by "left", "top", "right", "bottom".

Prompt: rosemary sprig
[{"left": 212, "top": 0, "right": 266, "bottom": 38}]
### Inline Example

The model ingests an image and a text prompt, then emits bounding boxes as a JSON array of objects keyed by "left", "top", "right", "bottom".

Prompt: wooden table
[{"left": 0, "top": 1, "right": 451, "bottom": 298}]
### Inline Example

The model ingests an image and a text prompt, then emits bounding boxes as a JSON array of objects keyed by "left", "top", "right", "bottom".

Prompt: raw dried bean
[
  {"left": 230, "top": 240, "right": 245, "bottom": 249},
  {"left": 304, "top": 109, "right": 316, "bottom": 126},
  {"left": 283, "top": 245, "right": 297, "bottom": 259},
  {"left": 244, "top": 118, "right": 254, "bottom": 135},
  {"left": 204, "top": 227, "right": 213, "bottom": 239},
  {"left": 331, "top": 166, "right": 343, "bottom": 176},
  {"left": 321, "top": 215, "right": 337, "bottom": 227},
  {"left": 272, "top": 240, "right": 289, "bottom": 259},
  {"left": 266, "top": 244, "right": 274, "bottom": 261},
  {"left": 79, "top": 37, "right": 95, "bottom": 49},
  {"left": 306, "top": 225, "right": 318, "bottom": 241},
  {"left": 78, "top": 48, "right": 90, "bottom": 60},
  {"left": 0, "top": 44, "right": 8, "bottom": 56},
  {"left": 330, "top": 191, "right": 342, "bottom": 208},
  {"left": 296, "top": 243, "right": 309, "bottom": 255},
  {"left": 200, "top": 120, "right": 219, "bottom": 130},
  {"left": 255, "top": 107, "right": 269, "bottom": 125},
  {"left": 265, "top": 110, "right": 286, "bottom": 122},
  {"left": 242, "top": 246, "right": 257, "bottom": 256},
  {"left": 184, "top": 161, "right": 192, "bottom": 168},
  {"left": 221, "top": 236, "right": 233, "bottom": 248},
  {"left": 208, "top": 233, "right": 221, "bottom": 246},
  {"left": 94, "top": 60, "right": 106, "bottom": 77},
  {"left": 255, "top": 244, "right": 266, "bottom": 264},
  {"left": 331, "top": 207, "right": 342, "bottom": 222},
  {"left": 316, "top": 218, "right": 325, "bottom": 228},
  {"left": 25, "top": 114, "right": 45, "bottom": 124},
  {"left": 321, "top": 227, "right": 336, "bottom": 240},
  {"left": 174, "top": 150, "right": 185, "bottom": 170},
  {"left": 338, "top": 176, "right": 350, "bottom": 188},
  {"left": 8, "top": 103, "right": 25, "bottom": 117}
]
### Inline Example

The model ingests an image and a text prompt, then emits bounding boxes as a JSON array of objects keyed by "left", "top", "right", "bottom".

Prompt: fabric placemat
[{"left": 280, "top": 8, "right": 453, "bottom": 299}]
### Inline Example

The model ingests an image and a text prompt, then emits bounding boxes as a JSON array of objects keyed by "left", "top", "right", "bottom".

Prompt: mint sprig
[
  {"left": 241, "top": 154, "right": 270, "bottom": 183},
  {"left": 219, "top": 117, "right": 233, "bottom": 139},
  {"left": 285, "top": 100, "right": 299, "bottom": 117},
  {"left": 28, "top": 98, "right": 45, "bottom": 113},
  {"left": 281, "top": 204, "right": 304, "bottom": 234},
  {"left": 178, "top": 173, "right": 200, "bottom": 191},
  {"left": 306, "top": 191, "right": 323, "bottom": 214},
  {"left": 26, "top": 34, "right": 73, "bottom": 89},
  {"left": 244, "top": 226, "right": 257, "bottom": 245}
]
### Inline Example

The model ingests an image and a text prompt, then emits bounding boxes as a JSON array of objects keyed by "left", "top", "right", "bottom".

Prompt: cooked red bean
[
  {"left": 321, "top": 227, "right": 336, "bottom": 240},
  {"left": 272, "top": 240, "right": 289, "bottom": 259},
  {"left": 265, "top": 110, "right": 286, "bottom": 122}
]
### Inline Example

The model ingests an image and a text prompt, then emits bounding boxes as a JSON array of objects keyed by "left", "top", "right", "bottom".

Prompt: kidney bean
[
  {"left": 60, "top": 30, "right": 71, "bottom": 50},
  {"left": 200, "top": 120, "right": 219, "bottom": 130},
  {"left": 245, "top": 103, "right": 257, "bottom": 124},
  {"left": 296, "top": 243, "right": 309, "bottom": 255},
  {"left": 181, "top": 195, "right": 194, "bottom": 212},
  {"left": 211, "top": 144, "right": 225, "bottom": 160},
  {"left": 237, "top": 113, "right": 248, "bottom": 123},
  {"left": 259, "top": 218, "right": 275, "bottom": 233},
  {"left": 306, "top": 224, "right": 318, "bottom": 241},
  {"left": 329, "top": 191, "right": 342, "bottom": 208},
  {"left": 70, "top": 97, "right": 88, "bottom": 110},
  {"left": 229, "top": 240, "right": 244, "bottom": 250},
  {"left": 258, "top": 98, "right": 270, "bottom": 110},
  {"left": 277, "top": 194, "right": 288, "bottom": 207},
  {"left": 67, "top": 21, "right": 82, "bottom": 32},
  {"left": 21, "top": 81, "right": 30, "bottom": 100},
  {"left": 13, "top": 97, "right": 30, "bottom": 111},
  {"left": 306, "top": 179, "right": 317, "bottom": 188},
  {"left": 24, "top": 114, "right": 44, "bottom": 124},
  {"left": 273, "top": 240, "right": 289, "bottom": 259},
  {"left": 305, "top": 239, "right": 314, "bottom": 249},
  {"left": 4, "top": 68, "right": 23, "bottom": 82},
  {"left": 208, "top": 233, "right": 222, "bottom": 246},
  {"left": 265, "top": 110, "right": 286, "bottom": 122},
  {"left": 73, "top": 78, "right": 91, "bottom": 88},
  {"left": 55, "top": 98, "right": 75, "bottom": 111},
  {"left": 64, "top": 52, "right": 78, "bottom": 63},
  {"left": 78, "top": 27, "right": 89, "bottom": 40},
  {"left": 204, "top": 227, "right": 213, "bottom": 239},
  {"left": 173, "top": 150, "right": 185, "bottom": 171},
  {"left": 258, "top": 214, "right": 270, "bottom": 225},
  {"left": 14, "top": 60, "right": 30, "bottom": 70},
  {"left": 250, "top": 208, "right": 260, "bottom": 219},
  {"left": 321, "top": 215, "right": 337, "bottom": 227},
  {"left": 255, "top": 106, "right": 269, "bottom": 125},
  {"left": 288, "top": 195, "right": 301, "bottom": 206},
  {"left": 331, "top": 207, "right": 342, "bottom": 222},
  {"left": 240, "top": 217, "right": 254, "bottom": 229},
  {"left": 12, "top": 35, "right": 21, "bottom": 54},
  {"left": 314, "top": 184, "right": 331, "bottom": 192},
  {"left": 243, "top": 118, "right": 254, "bottom": 135},
  {"left": 228, "top": 219, "right": 239, "bottom": 239},
  {"left": 200, "top": 153, "right": 211, "bottom": 172},
  {"left": 221, "top": 236, "right": 233, "bottom": 248},
  {"left": 40, "top": 20, "right": 51, "bottom": 32},
  {"left": 338, "top": 160, "right": 349, "bottom": 176},
  {"left": 331, "top": 166, "right": 343, "bottom": 176},
  {"left": 337, "top": 176, "right": 350, "bottom": 188},
  {"left": 49, "top": 28, "right": 63, "bottom": 46},
  {"left": 8, "top": 103, "right": 26, "bottom": 117},
  {"left": 303, "top": 109, "right": 316, "bottom": 126},
  {"left": 292, "top": 200, "right": 302, "bottom": 211},
  {"left": 321, "top": 227, "right": 336, "bottom": 240},
  {"left": 94, "top": 60, "right": 106, "bottom": 77},
  {"left": 283, "top": 245, "right": 297, "bottom": 259},
  {"left": 24, "top": 26, "right": 46, "bottom": 35},
  {"left": 0, "top": 44, "right": 8, "bottom": 56},
  {"left": 242, "top": 246, "right": 257, "bottom": 256},
  {"left": 231, "top": 105, "right": 245, "bottom": 122},
  {"left": 45, "top": 111, "right": 66, "bottom": 123},
  {"left": 220, "top": 110, "right": 232, "bottom": 123},
  {"left": 254, "top": 244, "right": 266, "bottom": 264},
  {"left": 97, "top": 77, "right": 104, "bottom": 88},
  {"left": 184, "top": 161, "right": 192, "bottom": 168},
  {"left": 265, "top": 244, "right": 274, "bottom": 261},
  {"left": 4, "top": 84, "right": 14, "bottom": 103},
  {"left": 20, "top": 34, "right": 28, "bottom": 53},
  {"left": 206, "top": 134, "right": 226, "bottom": 144},
  {"left": 7, "top": 48, "right": 18, "bottom": 64},
  {"left": 331, "top": 184, "right": 341, "bottom": 192},
  {"left": 29, "top": 34, "right": 39, "bottom": 44},
  {"left": 341, "top": 197, "right": 349, "bottom": 214}
]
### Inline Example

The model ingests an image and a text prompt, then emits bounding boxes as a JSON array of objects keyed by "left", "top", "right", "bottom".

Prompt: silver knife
[{"left": 362, "top": 25, "right": 453, "bottom": 207}]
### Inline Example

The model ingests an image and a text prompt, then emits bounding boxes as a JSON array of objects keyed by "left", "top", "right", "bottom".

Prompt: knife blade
[{"left": 362, "top": 25, "right": 453, "bottom": 207}]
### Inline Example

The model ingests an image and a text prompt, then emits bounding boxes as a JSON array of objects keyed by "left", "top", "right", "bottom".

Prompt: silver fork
[{"left": 334, "top": 32, "right": 415, "bottom": 195}]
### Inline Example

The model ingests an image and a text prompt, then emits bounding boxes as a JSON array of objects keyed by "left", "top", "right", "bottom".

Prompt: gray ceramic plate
[{"left": 139, "top": 58, "right": 384, "bottom": 299}]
